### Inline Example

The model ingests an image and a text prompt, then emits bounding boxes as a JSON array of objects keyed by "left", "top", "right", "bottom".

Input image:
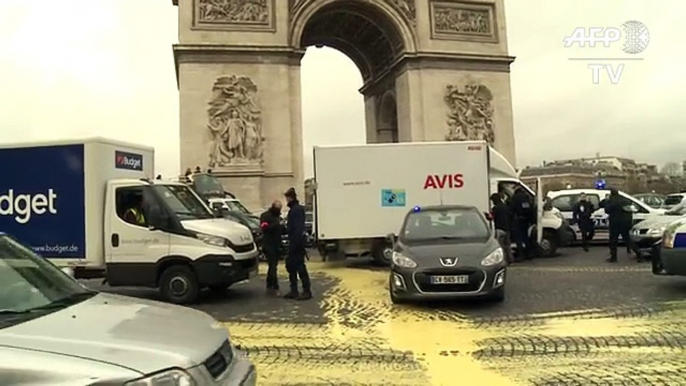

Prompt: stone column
[{"left": 176, "top": 47, "right": 303, "bottom": 212}]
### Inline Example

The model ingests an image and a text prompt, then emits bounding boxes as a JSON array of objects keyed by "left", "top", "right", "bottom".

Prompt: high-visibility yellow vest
[{"left": 125, "top": 208, "right": 145, "bottom": 225}]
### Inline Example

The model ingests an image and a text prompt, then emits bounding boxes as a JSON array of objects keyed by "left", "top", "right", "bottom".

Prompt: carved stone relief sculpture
[
  {"left": 195, "top": 0, "right": 274, "bottom": 30},
  {"left": 207, "top": 75, "right": 264, "bottom": 168},
  {"left": 444, "top": 82, "right": 495, "bottom": 145},
  {"left": 430, "top": 1, "right": 497, "bottom": 42},
  {"left": 387, "top": 0, "right": 416, "bottom": 26}
]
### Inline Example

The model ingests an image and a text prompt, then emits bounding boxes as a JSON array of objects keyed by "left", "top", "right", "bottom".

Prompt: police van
[{"left": 0, "top": 137, "right": 259, "bottom": 304}]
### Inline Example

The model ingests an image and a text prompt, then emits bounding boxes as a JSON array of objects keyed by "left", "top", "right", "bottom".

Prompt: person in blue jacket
[{"left": 283, "top": 187, "right": 312, "bottom": 300}]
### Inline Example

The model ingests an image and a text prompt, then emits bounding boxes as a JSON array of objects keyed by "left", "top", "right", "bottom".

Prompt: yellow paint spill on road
[{"left": 219, "top": 261, "right": 686, "bottom": 385}]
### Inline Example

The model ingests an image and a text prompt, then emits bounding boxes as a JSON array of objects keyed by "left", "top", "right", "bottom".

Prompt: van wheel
[
  {"left": 159, "top": 265, "right": 200, "bottom": 305},
  {"left": 372, "top": 241, "right": 392, "bottom": 266},
  {"left": 538, "top": 230, "right": 558, "bottom": 257}
]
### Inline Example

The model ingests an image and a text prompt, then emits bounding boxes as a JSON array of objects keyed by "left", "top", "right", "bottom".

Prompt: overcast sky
[{"left": 1, "top": 0, "right": 684, "bottom": 179}]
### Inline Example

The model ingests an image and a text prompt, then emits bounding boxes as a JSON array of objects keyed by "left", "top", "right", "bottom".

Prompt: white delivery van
[
  {"left": 0, "top": 137, "right": 259, "bottom": 304},
  {"left": 313, "top": 141, "right": 570, "bottom": 264}
]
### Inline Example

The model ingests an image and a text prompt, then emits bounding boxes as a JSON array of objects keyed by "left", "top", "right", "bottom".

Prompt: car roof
[
  {"left": 412, "top": 205, "right": 479, "bottom": 211},
  {"left": 548, "top": 189, "right": 611, "bottom": 196}
]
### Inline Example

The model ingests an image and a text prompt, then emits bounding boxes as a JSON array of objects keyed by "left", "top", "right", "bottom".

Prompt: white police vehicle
[
  {"left": 653, "top": 218, "right": 686, "bottom": 276},
  {"left": 546, "top": 188, "right": 663, "bottom": 242}
]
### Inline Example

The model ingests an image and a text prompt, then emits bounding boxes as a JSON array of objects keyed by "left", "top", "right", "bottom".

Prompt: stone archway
[
  {"left": 377, "top": 90, "right": 399, "bottom": 143},
  {"left": 172, "top": 0, "right": 516, "bottom": 210}
]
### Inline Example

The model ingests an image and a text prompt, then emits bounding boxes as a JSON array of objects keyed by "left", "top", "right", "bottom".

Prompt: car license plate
[{"left": 430, "top": 275, "right": 469, "bottom": 284}]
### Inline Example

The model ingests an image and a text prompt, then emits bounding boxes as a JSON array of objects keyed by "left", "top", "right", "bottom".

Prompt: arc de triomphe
[{"left": 172, "top": 0, "right": 516, "bottom": 210}]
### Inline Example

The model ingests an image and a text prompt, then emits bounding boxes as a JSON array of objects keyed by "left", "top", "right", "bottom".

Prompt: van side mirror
[
  {"left": 146, "top": 206, "right": 168, "bottom": 230},
  {"left": 386, "top": 233, "right": 396, "bottom": 247}
]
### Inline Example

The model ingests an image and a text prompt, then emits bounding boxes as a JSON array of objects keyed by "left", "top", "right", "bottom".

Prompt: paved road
[{"left": 83, "top": 246, "right": 686, "bottom": 385}]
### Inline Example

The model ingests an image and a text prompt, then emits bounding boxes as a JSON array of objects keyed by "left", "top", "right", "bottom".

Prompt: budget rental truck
[
  {"left": 313, "top": 141, "right": 571, "bottom": 264},
  {"left": 0, "top": 137, "right": 259, "bottom": 304}
]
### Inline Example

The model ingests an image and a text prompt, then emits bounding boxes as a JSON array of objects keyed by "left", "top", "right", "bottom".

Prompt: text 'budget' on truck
[
  {"left": 312, "top": 141, "right": 571, "bottom": 264},
  {"left": 0, "top": 138, "right": 259, "bottom": 304}
]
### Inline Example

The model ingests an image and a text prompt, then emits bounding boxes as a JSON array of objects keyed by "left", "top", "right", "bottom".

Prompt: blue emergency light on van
[{"left": 0, "top": 144, "right": 85, "bottom": 258}]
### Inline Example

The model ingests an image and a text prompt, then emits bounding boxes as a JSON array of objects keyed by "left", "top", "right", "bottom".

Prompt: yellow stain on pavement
[{"left": 221, "top": 261, "right": 686, "bottom": 385}]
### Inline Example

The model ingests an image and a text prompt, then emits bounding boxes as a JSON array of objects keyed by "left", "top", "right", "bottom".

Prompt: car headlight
[
  {"left": 125, "top": 369, "right": 195, "bottom": 386},
  {"left": 392, "top": 251, "right": 417, "bottom": 268},
  {"left": 195, "top": 233, "right": 227, "bottom": 247},
  {"left": 481, "top": 248, "right": 504, "bottom": 266},
  {"left": 647, "top": 226, "right": 666, "bottom": 236}
]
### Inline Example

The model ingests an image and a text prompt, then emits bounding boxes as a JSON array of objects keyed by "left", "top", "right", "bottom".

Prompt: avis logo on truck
[
  {"left": 423, "top": 174, "right": 464, "bottom": 189},
  {"left": 115, "top": 150, "right": 143, "bottom": 171},
  {"left": 0, "top": 189, "right": 57, "bottom": 224}
]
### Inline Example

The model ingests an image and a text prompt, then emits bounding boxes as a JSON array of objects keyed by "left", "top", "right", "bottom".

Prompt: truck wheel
[
  {"left": 538, "top": 230, "right": 558, "bottom": 257},
  {"left": 372, "top": 241, "right": 392, "bottom": 266},
  {"left": 159, "top": 265, "right": 200, "bottom": 305}
]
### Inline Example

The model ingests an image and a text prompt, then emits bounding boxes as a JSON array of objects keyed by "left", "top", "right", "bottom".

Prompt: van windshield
[
  {"left": 153, "top": 185, "right": 214, "bottom": 220},
  {"left": 0, "top": 235, "right": 95, "bottom": 328},
  {"left": 192, "top": 174, "right": 225, "bottom": 198}
]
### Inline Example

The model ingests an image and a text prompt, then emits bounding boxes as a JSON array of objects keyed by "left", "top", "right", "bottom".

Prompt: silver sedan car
[{"left": 0, "top": 233, "right": 256, "bottom": 385}]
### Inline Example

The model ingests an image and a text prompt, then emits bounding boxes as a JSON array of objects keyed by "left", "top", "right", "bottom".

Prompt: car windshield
[
  {"left": 401, "top": 208, "right": 490, "bottom": 242},
  {"left": 663, "top": 195, "right": 683, "bottom": 207},
  {"left": 153, "top": 185, "right": 214, "bottom": 220},
  {"left": 191, "top": 174, "right": 224, "bottom": 198},
  {"left": 225, "top": 200, "right": 251, "bottom": 215},
  {"left": 0, "top": 235, "right": 95, "bottom": 328},
  {"left": 666, "top": 201, "right": 686, "bottom": 216}
]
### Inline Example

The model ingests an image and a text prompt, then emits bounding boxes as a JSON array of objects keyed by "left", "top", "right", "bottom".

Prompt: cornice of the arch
[{"left": 288, "top": 0, "right": 418, "bottom": 53}]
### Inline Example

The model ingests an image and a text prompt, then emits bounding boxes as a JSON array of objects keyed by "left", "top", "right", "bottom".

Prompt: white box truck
[
  {"left": 0, "top": 137, "right": 259, "bottom": 304},
  {"left": 313, "top": 141, "right": 572, "bottom": 263}
]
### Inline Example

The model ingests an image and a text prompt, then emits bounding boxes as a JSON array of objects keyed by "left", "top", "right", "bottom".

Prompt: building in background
[{"left": 521, "top": 154, "right": 682, "bottom": 194}]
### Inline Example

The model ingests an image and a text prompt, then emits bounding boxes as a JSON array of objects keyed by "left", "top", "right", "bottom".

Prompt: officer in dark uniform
[
  {"left": 283, "top": 188, "right": 312, "bottom": 300},
  {"left": 572, "top": 193, "right": 595, "bottom": 252},
  {"left": 601, "top": 188, "right": 634, "bottom": 262},
  {"left": 260, "top": 200, "right": 284, "bottom": 296},
  {"left": 509, "top": 187, "right": 534, "bottom": 261}
]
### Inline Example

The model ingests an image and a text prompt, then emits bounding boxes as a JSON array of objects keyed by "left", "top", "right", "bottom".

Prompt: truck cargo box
[
  {"left": 0, "top": 138, "right": 153, "bottom": 267},
  {"left": 313, "top": 141, "right": 490, "bottom": 240}
]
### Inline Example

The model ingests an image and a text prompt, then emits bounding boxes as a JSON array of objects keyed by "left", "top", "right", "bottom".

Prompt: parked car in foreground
[
  {"left": 388, "top": 205, "right": 506, "bottom": 304},
  {"left": 631, "top": 202, "right": 686, "bottom": 258},
  {"left": 0, "top": 232, "right": 256, "bottom": 385}
]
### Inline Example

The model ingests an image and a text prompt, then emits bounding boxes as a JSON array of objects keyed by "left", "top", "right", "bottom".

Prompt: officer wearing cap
[{"left": 283, "top": 187, "right": 312, "bottom": 300}]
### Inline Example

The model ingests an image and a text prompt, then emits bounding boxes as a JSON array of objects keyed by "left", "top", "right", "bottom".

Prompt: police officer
[
  {"left": 602, "top": 188, "right": 634, "bottom": 262},
  {"left": 490, "top": 193, "right": 514, "bottom": 264},
  {"left": 509, "top": 187, "right": 534, "bottom": 261},
  {"left": 260, "top": 200, "right": 284, "bottom": 296},
  {"left": 572, "top": 193, "right": 595, "bottom": 252},
  {"left": 283, "top": 188, "right": 312, "bottom": 300}
]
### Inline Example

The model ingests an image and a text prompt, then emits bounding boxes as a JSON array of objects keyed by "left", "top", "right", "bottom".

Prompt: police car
[
  {"left": 546, "top": 188, "right": 663, "bottom": 243},
  {"left": 653, "top": 218, "right": 686, "bottom": 276}
]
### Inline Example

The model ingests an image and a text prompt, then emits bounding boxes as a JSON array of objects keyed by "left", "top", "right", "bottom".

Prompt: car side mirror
[{"left": 386, "top": 233, "right": 396, "bottom": 247}]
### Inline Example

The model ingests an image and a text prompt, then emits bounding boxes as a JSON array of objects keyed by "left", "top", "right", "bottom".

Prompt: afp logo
[{"left": 115, "top": 151, "right": 143, "bottom": 171}]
